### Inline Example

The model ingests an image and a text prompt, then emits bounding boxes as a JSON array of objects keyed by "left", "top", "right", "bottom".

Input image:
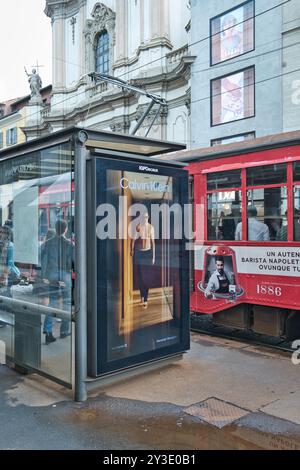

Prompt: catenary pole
[{"left": 89, "top": 73, "right": 167, "bottom": 136}]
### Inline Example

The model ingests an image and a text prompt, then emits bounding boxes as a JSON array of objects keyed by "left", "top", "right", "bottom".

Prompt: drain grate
[{"left": 184, "top": 397, "right": 250, "bottom": 429}]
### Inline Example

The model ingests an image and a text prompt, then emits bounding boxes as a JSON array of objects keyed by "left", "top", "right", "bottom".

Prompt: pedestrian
[{"left": 41, "top": 220, "right": 74, "bottom": 344}]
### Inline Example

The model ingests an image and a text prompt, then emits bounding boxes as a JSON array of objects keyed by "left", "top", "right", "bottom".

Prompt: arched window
[{"left": 95, "top": 30, "right": 109, "bottom": 74}]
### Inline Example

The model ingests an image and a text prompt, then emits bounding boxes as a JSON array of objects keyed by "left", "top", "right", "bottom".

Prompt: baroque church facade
[{"left": 29, "top": 0, "right": 193, "bottom": 144}]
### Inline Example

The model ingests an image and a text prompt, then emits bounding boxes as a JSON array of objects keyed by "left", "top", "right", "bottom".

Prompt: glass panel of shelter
[
  {"left": 0, "top": 143, "right": 74, "bottom": 386},
  {"left": 205, "top": 164, "right": 295, "bottom": 242}
]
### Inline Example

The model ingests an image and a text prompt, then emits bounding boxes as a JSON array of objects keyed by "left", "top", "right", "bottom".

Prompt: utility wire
[
  {"left": 0, "top": 0, "right": 295, "bottom": 133},
  {"left": 192, "top": 38, "right": 300, "bottom": 74}
]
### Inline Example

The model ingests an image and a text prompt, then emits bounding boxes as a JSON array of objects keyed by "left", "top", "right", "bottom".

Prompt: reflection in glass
[
  {"left": 211, "top": 132, "right": 255, "bottom": 147},
  {"left": 207, "top": 170, "right": 241, "bottom": 191},
  {"left": 247, "top": 188, "right": 287, "bottom": 241},
  {"left": 207, "top": 191, "right": 242, "bottom": 241},
  {"left": 0, "top": 143, "right": 74, "bottom": 385},
  {"left": 247, "top": 163, "right": 287, "bottom": 187},
  {"left": 294, "top": 162, "right": 300, "bottom": 182}
]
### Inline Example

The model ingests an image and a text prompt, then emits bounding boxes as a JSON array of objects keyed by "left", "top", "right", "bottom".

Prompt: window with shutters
[{"left": 6, "top": 128, "right": 17, "bottom": 146}]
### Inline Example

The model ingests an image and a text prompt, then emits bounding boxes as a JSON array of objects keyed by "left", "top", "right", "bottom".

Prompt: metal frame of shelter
[{"left": 0, "top": 127, "right": 186, "bottom": 401}]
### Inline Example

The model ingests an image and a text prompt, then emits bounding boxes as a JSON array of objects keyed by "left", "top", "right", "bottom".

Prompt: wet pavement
[{"left": 1, "top": 333, "right": 300, "bottom": 450}]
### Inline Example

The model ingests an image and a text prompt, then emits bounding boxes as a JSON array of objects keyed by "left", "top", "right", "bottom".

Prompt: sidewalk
[{"left": 1, "top": 333, "right": 300, "bottom": 450}]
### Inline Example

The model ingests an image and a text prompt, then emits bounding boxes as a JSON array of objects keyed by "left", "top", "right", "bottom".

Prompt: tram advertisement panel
[
  {"left": 89, "top": 157, "right": 190, "bottom": 377},
  {"left": 194, "top": 245, "right": 300, "bottom": 314}
]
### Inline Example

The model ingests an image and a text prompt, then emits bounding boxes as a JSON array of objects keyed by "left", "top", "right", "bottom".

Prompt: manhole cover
[{"left": 184, "top": 397, "right": 250, "bottom": 429}]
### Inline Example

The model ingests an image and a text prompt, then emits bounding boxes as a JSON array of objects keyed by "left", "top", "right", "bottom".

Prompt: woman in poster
[{"left": 131, "top": 211, "right": 156, "bottom": 309}]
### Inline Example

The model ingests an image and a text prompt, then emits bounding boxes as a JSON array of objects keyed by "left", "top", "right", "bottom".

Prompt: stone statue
[{"left": 24, "top": 68, "right": 42, "bottom": 100}]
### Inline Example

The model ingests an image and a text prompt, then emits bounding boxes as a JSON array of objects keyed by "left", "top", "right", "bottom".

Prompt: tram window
[
  {"left": 207, "top": 191, "right": 241, "bottom": 241},
  {"left": 247, "top": 164, "right": 287, "bottom": 186},
  {"left": 207, "top": 170, "right": 241, "bottom": 191},
  {"left": 246, "top": 188, "right": 287, "bottom": 241},
  {"left": 294, "top": 186, "right": 300, "bottom": 241},
  {"left": 294, "top": 162, "right": 300, "bottom": 182}
]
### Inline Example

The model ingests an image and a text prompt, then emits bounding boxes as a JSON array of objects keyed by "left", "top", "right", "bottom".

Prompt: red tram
[{"left": 165, "top": 131, "right": 300, "bottom": 341}]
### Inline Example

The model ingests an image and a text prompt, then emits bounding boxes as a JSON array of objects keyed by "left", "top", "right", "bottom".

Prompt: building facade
[
  {"left": 190, "top": 0, "right": 300, "bottom": 148},
  {"left": 41, "top": 0, "right": 193, "bottom": 144},
  {"left": 0, "top": 86, "right": 52, "bottom": 150}
]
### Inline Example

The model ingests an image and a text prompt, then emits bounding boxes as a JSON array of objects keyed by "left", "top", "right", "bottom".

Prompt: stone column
[
  {"left": 150, "top": 0, "right": 169, "bottom": 41},
  {"left": 115, "top": 0, "right": 128, "bottom": 65},
  {"left": 53, "top": 16, "right": 66, "bottom": 89},
  {"left": 140, "top": 0, "right": 145, "bottom": 44},
  {"left": 79, "top": 2, "right": 86, "bottom": 78}
]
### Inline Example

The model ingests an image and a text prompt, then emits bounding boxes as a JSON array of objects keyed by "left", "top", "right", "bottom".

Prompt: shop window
[
  {"left": 211, "top": 132, "right": 255, "bottom": 146},
  {"left": 247, "top": 163, "right": 287, "bottom": 186},
  {"left": 208, "top": 191, "right": 242, "bottom": 241},
  {"left": 207, "top": 170, "right": 241, "bottom": 191},
  {"left": 211, "top": 0, "right": 254, "bottom": 65},
  {"left": 246, "top": 187, "right": 288, "bottom": 241},
  {"left": 211, "top": 67, "right": 255, "bottom": 126},
  {"left": 294, "top": 161, "right": 300, "bottom": 182}
]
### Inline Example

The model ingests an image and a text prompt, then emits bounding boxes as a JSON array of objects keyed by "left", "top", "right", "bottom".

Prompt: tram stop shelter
[{"left": 0, "top": 127, "right": 190, "bottom": 401}]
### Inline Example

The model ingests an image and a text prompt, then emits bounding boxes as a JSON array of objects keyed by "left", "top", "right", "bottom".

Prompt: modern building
[
  {"left": 0, "top": 86, "right": 52, "bottom": 150},
  {"left": 190, "top": 0, "right": 300, "bottom": 148},
  {"left": 40, "top": 0, "right": 193, "bottom": 145}
]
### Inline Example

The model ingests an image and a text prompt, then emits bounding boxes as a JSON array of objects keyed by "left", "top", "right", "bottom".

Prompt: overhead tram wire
[
  {"left": 5, "top": 57, "right": 300, "bottom": 137},
  {"left": 42, "top": 0, "right": 292, "bottom": 79},
  {"left": 110, "top": 0, "right": 292, "bottom": 81}
]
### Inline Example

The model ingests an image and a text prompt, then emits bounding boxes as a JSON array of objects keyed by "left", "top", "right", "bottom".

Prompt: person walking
[{"left": 41, "top": 220, "right": 74, "bottom": 344}]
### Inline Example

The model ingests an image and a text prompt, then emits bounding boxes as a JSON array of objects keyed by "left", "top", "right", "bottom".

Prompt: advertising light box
[{"left": 88, "top": 156, "right": 190, "bottom": 377}]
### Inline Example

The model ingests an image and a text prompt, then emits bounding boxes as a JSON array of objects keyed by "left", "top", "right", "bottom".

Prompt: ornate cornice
[
  {"left": 45, "top": 0, "right": 85, "bottom": 20},
  {"left": 109, "top": 116, "right": 131, "bottom": 134}
]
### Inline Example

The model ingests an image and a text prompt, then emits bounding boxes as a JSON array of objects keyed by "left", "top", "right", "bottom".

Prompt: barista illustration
[
  {"left": 205, "top": 256, "right": 231, "bottom": 299},
  {"left": 198, "top": 246, "right": 244, "bottom": 301}
]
